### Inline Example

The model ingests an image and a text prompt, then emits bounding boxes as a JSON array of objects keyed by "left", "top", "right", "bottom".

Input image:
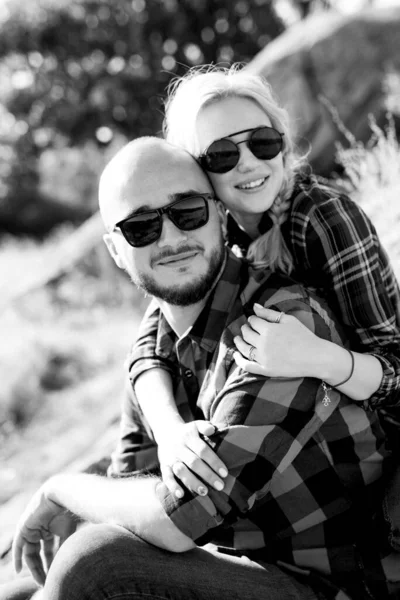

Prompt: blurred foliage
[{"left": 0, "top": 0, "right": 288, "bottom": 236}]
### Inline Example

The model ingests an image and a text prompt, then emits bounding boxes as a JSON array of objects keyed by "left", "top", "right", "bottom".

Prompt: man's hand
[
  {"left": 157, "top": 421, "right": 228, "bottom": 499},
  {"left": 13, "top": 481, "right": 77, "bottom": 586}
]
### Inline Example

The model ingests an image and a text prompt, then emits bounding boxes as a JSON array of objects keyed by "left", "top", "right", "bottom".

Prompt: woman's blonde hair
[{"left": 163, "top": 64, "right": 309, "bottom": 274}]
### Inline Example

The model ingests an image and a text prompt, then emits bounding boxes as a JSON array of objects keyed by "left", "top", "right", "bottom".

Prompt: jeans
[{"left": 0, "top": 524, "right": 321, "bottom": 600}]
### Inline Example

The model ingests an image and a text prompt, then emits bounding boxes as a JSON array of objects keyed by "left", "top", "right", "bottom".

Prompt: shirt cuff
[
  {"left": 362, "top": 352, "right": 400, "bottom": 410},
  {"left": 155, "top": 481, "right": 223, "bottom": 543}
]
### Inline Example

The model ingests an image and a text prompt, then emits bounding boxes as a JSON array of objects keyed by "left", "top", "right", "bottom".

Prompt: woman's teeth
[{"left": 237, "top": 177, "right": 266, "bottom": 190}]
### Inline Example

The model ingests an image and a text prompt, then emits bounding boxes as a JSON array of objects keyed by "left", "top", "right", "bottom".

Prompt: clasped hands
[{"left": 157, "top": 305, "right": 323, "bottom": 499}]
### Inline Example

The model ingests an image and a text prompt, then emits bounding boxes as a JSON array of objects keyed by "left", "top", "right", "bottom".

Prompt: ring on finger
[
  {"left": 275, "top": 311, "right": 284, "bottom": 324},
  {"left": 248, "top": 345, "right": 257, "bottom": 362}
]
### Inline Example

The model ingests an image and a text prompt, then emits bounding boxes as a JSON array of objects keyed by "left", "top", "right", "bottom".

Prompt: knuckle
[
  {"left": 172, "top": 461, "right": 184, "bottom": 476},
  {"left": 196, "top": 446, "right": 210, "bottom": 462},
  {"left": 187, "top": 456, "right": 201, "bottom": 471}
]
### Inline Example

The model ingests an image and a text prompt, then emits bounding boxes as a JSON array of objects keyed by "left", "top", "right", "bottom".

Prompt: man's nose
[{"left": 157, "top": 214, "right": 188, "bottom": 247}]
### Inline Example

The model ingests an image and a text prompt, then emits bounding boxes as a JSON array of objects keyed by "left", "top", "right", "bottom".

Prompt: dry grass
[
  {"left": 0, "top": 232, "right": 149, "bottom": 507},
  {"left": 334, "top": 115, "right": 400, "bottom": 279}
]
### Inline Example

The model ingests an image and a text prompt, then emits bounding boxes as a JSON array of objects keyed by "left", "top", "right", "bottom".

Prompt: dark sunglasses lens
[
  {"left": 202, "top": 139, "right": 239, "bottom": 174},
  {"left": 122, "top": 212, "right": 161, "bottom": 247},
  {"left": 250, "top": 127, "right": 283, "bottom": 160},
  {"left": 169, "top": 196, "right": 209, "bottom": 230}
]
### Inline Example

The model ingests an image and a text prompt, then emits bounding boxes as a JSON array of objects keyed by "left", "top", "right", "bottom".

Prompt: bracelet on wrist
[
  {"left": 321, "top": 349, "right": 354, "bottom": 407},
  {"left": 330, "top": 348, "right": 355, "bottom": 388}
]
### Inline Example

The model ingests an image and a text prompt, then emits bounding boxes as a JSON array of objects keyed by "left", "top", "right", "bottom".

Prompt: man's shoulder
[
  {"left": 240, "top": 268, "right": 345, "bottom": 345},
  {"left": 241, "top": 268, "right": 311, "bottom": 308}
]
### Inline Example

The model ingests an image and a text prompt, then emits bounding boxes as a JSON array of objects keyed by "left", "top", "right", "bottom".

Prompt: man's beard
[{"left": 132, "top": 244, "right": 225, "bottom": 307}]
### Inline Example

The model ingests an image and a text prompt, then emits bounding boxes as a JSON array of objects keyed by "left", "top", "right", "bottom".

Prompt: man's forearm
[{"left": 45, "top": 473, "right": 195, "bottom": 552}]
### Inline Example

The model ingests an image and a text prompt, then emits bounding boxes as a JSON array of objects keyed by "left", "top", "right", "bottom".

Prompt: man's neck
[{"left": 157, "top": 298, "right": 208, "bottom": 338}]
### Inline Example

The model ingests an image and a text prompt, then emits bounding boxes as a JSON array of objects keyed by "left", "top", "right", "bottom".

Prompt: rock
[{"left": 247, "top": 6, "right": 400, "bottom": 175}]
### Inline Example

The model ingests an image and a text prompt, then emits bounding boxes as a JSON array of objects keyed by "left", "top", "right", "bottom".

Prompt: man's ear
[{"left": 103, "top": 233, "right": 125, "bottom": 269}]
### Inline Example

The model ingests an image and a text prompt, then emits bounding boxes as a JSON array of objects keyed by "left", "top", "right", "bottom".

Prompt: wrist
[
  {"left": 43, "top": 474, "right": 68, "bottom": 508},
  {"left": 154, "top": 414, "right": 185, "bottom": 442},
  {"left": 319, "top": 342, "right": 354, "bottom": 387}
]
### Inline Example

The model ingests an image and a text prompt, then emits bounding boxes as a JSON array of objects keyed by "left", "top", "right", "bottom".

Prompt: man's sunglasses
[
  {"left": 114, "top": 194, "right": 215, "bottom": 248},
  {"left": 198, "top": 126, "right": 284, "bottom": 174}
]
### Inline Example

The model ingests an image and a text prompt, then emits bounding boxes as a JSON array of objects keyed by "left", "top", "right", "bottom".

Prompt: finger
[
  {"left": 240, "top": 323, "right": 259, "bottom": 346},
  {"left": 42, "top": 535, "right": 55, "bottom": 572},
  {"left": 233, "top": 335, "right": 253, "bottom": 358},
  {"left": 195, "top": 420, "right": 216, "bottom": 438},
  {"left": 233, "top": 351, "right": 267, "bottom": 376},
  {"left": 187, "top": 435, "right": 228, "bottom": 479},
  {"left": 253, "top": 304, "right": 285, "bottom": 323},
  {"left": 172, "top": 460, "right": 209, "bottom": 496},
  {"left": 173, "top": 449, "right": 225, "bottom": 493},
  {"left": 247, "top": 315, "right": 269, "bottom": 335},
  {"left": 160, "top": 464, "right": 185, "bottom": 499},
  {"left": 24, "top": 541, "right": 47, "bottom": 586},
  {"left": 12, "top": 533, "right": 24, "bottom": 574}
]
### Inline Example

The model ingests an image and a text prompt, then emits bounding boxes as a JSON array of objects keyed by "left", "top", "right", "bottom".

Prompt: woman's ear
[{"left": 103, "top": 233, "right": 125, "bottom": 269}]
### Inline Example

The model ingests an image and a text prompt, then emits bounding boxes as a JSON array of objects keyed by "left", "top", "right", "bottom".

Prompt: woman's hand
[
  {"left": 157, "top": 421, "right": 228, "bottom": 499},
  {"left": 233, "top": 303, "right": 325, "bottom": 379}
]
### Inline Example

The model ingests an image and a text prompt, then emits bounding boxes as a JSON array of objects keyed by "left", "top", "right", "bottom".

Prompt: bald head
[{"left": 99, "top": 136, "right": 211, "bottom": 231}]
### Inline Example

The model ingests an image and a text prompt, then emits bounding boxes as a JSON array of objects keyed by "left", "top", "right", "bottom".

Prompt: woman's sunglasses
[
  {"left": 198, "top": 126, "right": 284, "bottom": 174},
  {"left": 114, "top": 194, "right": 215, "bottom": 248}
]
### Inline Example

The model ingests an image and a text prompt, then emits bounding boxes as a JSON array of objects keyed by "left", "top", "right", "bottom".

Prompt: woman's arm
[
  {"left": 302, "top": 191, "right": 400, "bottom": 408},
  {"left": 130, "top": 301, "right": 227, "bottom": 498},
  {"left": 235, "top": 189, "right": 400, "bottom": 407},
  {"left": 234, "top": 304, "right": 383, "bottom": 401}
]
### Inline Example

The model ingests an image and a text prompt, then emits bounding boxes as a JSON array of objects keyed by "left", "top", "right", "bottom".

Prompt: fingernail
[
  {"left": 198, "top": 486, "right": 208, "bottom": 496},
  {"left": 175, "top": 489, "right": 184, "bottom": 498},
  {"left": 219, "top": 468, "right": 228, "bottom": 477},
  {"left": 214, "top": 481, "right": 224, "bottom": 491},
  {"left": 254, "top": 303, "right": 262, "bottom": 309}
]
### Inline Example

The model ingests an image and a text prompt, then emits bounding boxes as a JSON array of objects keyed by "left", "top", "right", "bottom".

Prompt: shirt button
[{"left": 184, "top": 369, "right": 193, "bottom": 378}]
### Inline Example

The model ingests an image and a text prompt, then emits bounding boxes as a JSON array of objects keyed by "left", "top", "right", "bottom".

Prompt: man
[{"left": 2, "top": 138, "right": 392, "bottom": 600}]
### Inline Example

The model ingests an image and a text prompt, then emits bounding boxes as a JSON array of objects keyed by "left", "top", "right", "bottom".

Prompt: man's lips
[{"left": 156, "top": 251, "right": 200, "bottom": 266}]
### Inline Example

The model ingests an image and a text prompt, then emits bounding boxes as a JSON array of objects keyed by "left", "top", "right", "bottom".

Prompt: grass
[
  {"left": 0, "top": 231, "right": 149, "bottom": 505},
  {"left": 333, "top": 114, "right": 400, "bottom": 279}
]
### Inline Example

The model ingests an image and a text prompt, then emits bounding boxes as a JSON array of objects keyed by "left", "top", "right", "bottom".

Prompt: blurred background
[{"left": 1, "top": 0, "right": 400, "bottom": 581}]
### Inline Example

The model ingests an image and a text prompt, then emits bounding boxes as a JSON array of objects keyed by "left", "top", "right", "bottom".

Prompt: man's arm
[
  {"left": 13, "top": 473, "right": 195, "bottom": 585},
  {"left": 48, "top": 473, "right": 195, "bottom": 551}
]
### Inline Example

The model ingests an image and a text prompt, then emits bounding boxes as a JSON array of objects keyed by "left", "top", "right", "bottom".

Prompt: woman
[{"left": 129, "top": 64, "right": 400, "bottom": 501}]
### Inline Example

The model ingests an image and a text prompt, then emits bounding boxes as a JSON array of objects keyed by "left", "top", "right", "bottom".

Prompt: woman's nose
[{"left": 236, "top": 142, "right": 261, "bottom": 173}]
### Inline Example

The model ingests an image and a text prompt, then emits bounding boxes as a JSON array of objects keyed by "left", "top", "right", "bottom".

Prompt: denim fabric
[
  {"left": 383, "top": 463, "right": 400, "bottom": 551},
  {"left": 16, "top": 524, "right": 320, "bottom": 600}
]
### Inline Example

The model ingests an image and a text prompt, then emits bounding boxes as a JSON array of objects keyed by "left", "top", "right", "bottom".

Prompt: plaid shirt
[
  {"left": 130, "top": 181, "right": 400, "bottom": 410},
  {"left": 227, "top": 179, "right": 400, "bottom": 410},
  {"left": 121, "top": 251, "right": 391, "bottom": 599}
]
